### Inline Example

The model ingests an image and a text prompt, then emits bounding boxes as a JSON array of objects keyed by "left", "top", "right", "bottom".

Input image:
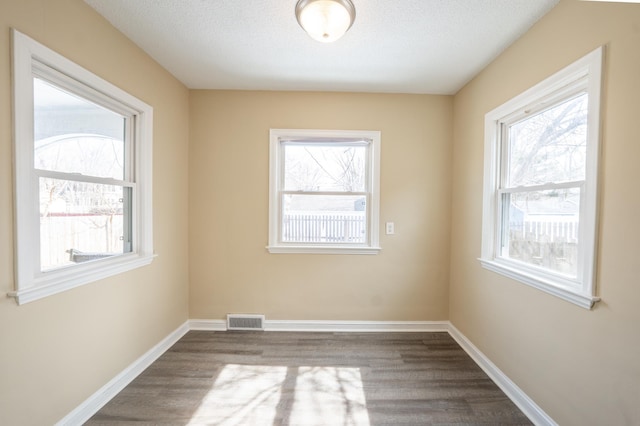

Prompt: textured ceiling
[{"left": 84, "top": 0, "right": 559, "bottom": 95}]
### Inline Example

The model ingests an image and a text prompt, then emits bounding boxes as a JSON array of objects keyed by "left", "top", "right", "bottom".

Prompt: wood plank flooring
[{"left": 87, "top": 331, "right": 532, "bottom": 425}]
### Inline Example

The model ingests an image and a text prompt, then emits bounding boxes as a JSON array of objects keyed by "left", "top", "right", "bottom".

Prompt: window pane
[
  {"left": 283, "top": 144, "right": 366, "bottom": 192},
  {"left": 39, "top": 177, "right": 131, "bottom": 271},
  {"left": 33, "top": 77, "right": 126, "bottom": 180},
  {"left": 501, "top": 188, "right": 580, "bottom": 277},
  {"left": 507, "top": 93, "right": 588, "bottom": 187},
  {"left": 282, "top": 194, "right": 367, "bottom": 243}
]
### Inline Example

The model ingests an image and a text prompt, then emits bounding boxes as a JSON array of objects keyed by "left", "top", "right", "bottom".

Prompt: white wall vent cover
[{"left": 227, "top": 314, "right": 265, "bottom": 331}]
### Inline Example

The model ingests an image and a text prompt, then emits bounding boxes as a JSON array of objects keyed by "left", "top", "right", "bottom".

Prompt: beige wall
[
  {"left": 189, "top": 90, "right": 453, "bottom": 321},
  {"left": 450, "top": 0, "right": 640, "bottom": 424},
  {"left": 0, "top": 1, "right": 190, "bottom": 424}
]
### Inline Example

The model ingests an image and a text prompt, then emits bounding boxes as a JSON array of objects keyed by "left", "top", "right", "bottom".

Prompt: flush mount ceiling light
[{"left": 295, "top": 0, "right": 356, "bottom": 43}]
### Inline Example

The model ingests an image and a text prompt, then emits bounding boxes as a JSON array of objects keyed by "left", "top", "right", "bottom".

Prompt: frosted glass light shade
[{"left": 295, "top": 0, "right": 356, "bottom": 43}]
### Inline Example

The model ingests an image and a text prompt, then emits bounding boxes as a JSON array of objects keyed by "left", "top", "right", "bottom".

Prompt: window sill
[
  {"left": 267, "top": 245, "right": 381, "bottom": 255},
  {"left": 8, "top": 253, "right": 156, "bottom": 305},
  {"left": 478, "top": 258, "right": 600, "bottom": 309}
]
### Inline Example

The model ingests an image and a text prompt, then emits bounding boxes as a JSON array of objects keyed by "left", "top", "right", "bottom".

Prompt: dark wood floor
[{"left": 87, "top": 331, "right": 532, "bottom": 425}]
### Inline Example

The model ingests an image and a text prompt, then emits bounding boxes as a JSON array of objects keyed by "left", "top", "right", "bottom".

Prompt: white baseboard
[
  {"left": 447, "top": 324, "right": 557, "bottom": 426},
  {"left": 56, "top": 321, "right": 190, "bottom": 426},
  {"left": 58, "top": 319, "right": 555, "bottom": 426},
  {"left": 189, "top": 318, "right": 227, "bottom": 331},
  {"left": 265, "top": 319, "right": 449, "bottom": 332},
  {"left": 188, "top": 318, "right": 449, "bottom": 332}
]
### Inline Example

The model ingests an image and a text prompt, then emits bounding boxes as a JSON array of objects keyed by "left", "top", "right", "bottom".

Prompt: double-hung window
[
  {"left": 268, "top": 129, "right": 381, "bottom": 254},
  {"left": 11, "top": 30, "right": 153, "bottom": 304},
  {"left": 480, "top": 47, "right": 603, "bottom": 309}
]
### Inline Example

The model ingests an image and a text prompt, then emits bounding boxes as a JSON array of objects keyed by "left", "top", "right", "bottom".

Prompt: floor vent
[{"left": 227, "top": 314, "right": 265, "bottom": 331}]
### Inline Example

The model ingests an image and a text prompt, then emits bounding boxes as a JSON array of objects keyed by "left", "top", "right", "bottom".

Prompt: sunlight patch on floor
[
  {"left": 187, "top": 364, "right": 287, "bottom": 425},
  {"left": 289, "top": 366, "right": 370, "bottom": 426},
  {"left": 187, "top": 364, "right": 370, "bottom": 425}
]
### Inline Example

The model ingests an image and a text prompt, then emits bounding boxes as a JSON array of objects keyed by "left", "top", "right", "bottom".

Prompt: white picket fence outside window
[
  {"left": 512, "top": 216, "right": 579, "bottom": 242},
  {"left": 282, "top": 212, "right": 366, "bottom": 244}
]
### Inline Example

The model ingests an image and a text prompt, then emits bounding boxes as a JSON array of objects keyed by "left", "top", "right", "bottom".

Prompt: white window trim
[
  {"left": 9, "top": 29, "right": 154, "bottom": 305},
  {"left": 267, "top": 129, "right": 381, "bottom": 255},
  {"left": 480, "top": 46, "right": 604, "bottom": 309}
]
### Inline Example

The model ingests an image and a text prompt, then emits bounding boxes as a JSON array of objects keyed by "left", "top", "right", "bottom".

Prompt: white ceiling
[{"left": 84, "top": 0, "right": 559, "bottom": 95}]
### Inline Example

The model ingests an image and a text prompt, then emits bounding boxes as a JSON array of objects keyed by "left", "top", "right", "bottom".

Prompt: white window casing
[
  {"left": 10, "top": 29, "right": 154, "bottom": 305},
  {"left": 268, "top": 129, "right": 381, "bottom": 254},
  {"left": 480, "top": 46, "right": 604, "bottom": 309}
]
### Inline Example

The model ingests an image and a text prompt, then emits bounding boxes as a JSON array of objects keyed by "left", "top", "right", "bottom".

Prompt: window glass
[
  {"left": 501, "top": 188, "right": 580, "bottom": 277},
  {"left": 283, "top": 143, "right": 366, "bottom": 192},
  {"left": 507, "top": 93, "right": 587, "bottom": 187},
  {"left": 282, "top": 142, "right": 368, "bottom": 244},
  {"left": 39, "top": 178, "right": 131, "bottom": 270},
  {"left": 282, "top": 194, "right": 367, "bottom": 244},
  {"left": 34, "top": 76, "right": 132, "bottom": 271},
  {"left": 34, "top": 77, "right": 126, "bottom": 180},
  {"left": 500, "top": 92, "right": 588, "bottom": 279}
]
